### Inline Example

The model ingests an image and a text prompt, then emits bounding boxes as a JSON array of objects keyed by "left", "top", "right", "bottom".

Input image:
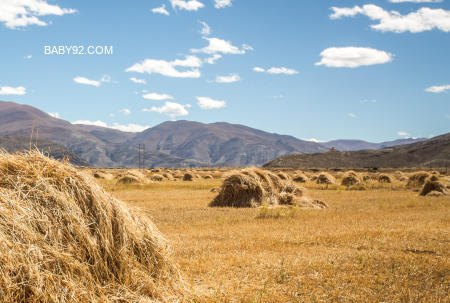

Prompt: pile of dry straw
[
  {"left": 209, "top": 168, "right": 327, "bottom": 209},
  {"left": 0, "top": 150, "right": 188, "bottom": 302}
]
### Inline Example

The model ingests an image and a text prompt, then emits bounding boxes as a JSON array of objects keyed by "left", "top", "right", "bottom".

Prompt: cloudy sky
[{"left": 0, "top": 0, "right": 449, "bottom": 142}]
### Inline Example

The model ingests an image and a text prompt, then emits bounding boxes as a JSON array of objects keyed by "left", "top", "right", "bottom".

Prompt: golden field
[{"left": 95, "top": 172, "right": 450, "bottom": 302}]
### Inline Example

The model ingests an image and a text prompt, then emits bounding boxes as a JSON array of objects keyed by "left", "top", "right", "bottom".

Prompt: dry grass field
[{"left": 95, "top": 172, "right": 450, "bottom": 302}]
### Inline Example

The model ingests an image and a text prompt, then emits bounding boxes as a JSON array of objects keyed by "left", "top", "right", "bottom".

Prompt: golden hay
[
  {"left": 341, "top": 171, "right": 360, "bottom": 186},
  {"left": 151, "top": 174, "right": 165, "bottom": 181},
  {"left": 360, "top": 173, "right": 371, "bottom": 181},
  {"left": 163, "top": 173, "right": 175, "bottom": 181},
  {"left": 93, "top": 172, "right": 114, "bottom": 180},
  {"left": 408, "top": 171, "right": 431, "bottom": 185},
  {"left": 400, "top": 176, "right": 410, "bottom": 182},
  {"left": 0, "top": 150, "right": 188, "bottom": 302},
  {"left": 316, "top": 172, "right": 336, "bottom": 185},
  {"left": 117, "top": 170, "right": 149, "bottom": 185},
  {"left": 420, "top": 180, "right": 448, "bottom": 196},
  {"left": 183, "top": 172, "right": 196, "bottom": 181},
  {"left": 431, "top": 171, "right": 440, "bottom": 175},
  {"left": 204, "top": 175, "right": 213, "bottom": 179},
  {"left": 292, "top": 173, "right": 309, "bottom": 183},
  {"left": 209, "top": 168, "right": 326, "bottom": 209},
  {"left": 277, "top": 172, "right": 290, "bottom": 180},
  {"left": 378, "top": 174, "right": 393, "bottom": 183},
  {"left": 195, "top": 174, "right": 202, "bottom": 179},
  {"left": 427, "top": 191, "right": 445, "bottom": 197}
]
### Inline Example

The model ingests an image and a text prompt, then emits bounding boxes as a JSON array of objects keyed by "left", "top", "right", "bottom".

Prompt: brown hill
[
  {"left": 263, "top": 134, "right": 450, "bottom": 169},
  {"left": 127, "top": 121, "right": 329, "bottom": 166},
  {"left": 322, "top": 138, "right": 427, "bottom": 151},
  {"left": 0, "top": 101, "right": 212, "bottom": 168},
  {"left": 0, "top": 136, "right": 90, "bottom": 166}
]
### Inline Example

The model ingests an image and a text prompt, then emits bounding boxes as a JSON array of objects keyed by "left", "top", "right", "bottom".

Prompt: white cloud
[
  {"left": 266, "top": 67, "right": 299, "bottom": 75},
  {"left": 126, "top": 56, "right": 202, "bottom": 78},
  {"left": 253, "top": 67, "right": 298, "bottom": 75},
  {"left": 144, "top": 102, "right": 190, "bottom": 118},
  {"left": 0, "top": 85, "right": 26, "bottom": 95},
  {"left": 110, "top": 123, "right": 149, "bottom": 132},
  {"left": 100, "top": 75, "right": 110, "bottom": 83},
  {"left": 253, "top": 67, "right": 265, "bottom": 72},
  {"left": 133, "top": 92, "right": 139, "bottom": 94},
  {"left": 0, "top": 0, "right": 77, "bottom": 29},
  {"left": 316, "top": 47, "right": 394, "bottom": 68},
  {"left": 196, "top": 97, "right": 226, "bottom": 109},
  {"left": 330, "top": 5, "right": 450, "bottom": 33},
  {"left": 213, "top": 73, "right": 240, "bottom": 83},
  {"left": 130, "top": 77, "right": 146, "bottom": 84},
  {"left": 205, "top": 54, "right": 222, "bottom": 64},
  {"left": 73, "top": 120, "right": 108, "bottom": 127},
  {"left": 303, "top": 138, "right": 325, "bottom": 143},
  {"left": 73, "top": 76, "right": 101, "bottom": 87},
  {"left": 271, "top": 95, "right": 283, "bottom": 98},
  {"left": 119, "top": 109, "right": 130, "bottom": 115},
  {"left": 429, "top": 134, "right": 434, "bottom": 138},
  {"left": 360, "top": 100, "right": 368, "bottom": 103},
  {"left": 425, "top": 84, "right": 450, "bottom": 93},
  {"left": 242, "top": 44, "right": 254, "bottom": 51},
  {"left": 110, "top": 114, "right": 115, "bottom": 117},
  {"left": 214, "top": 0, "right": 232, "bottom": 9},
  {"left": 170, "top": 0, "right": 204, "bottom": 11},
  {"left": 191, "top": 37, "right": 246, "bottom": 54},
  {"left": 143, "top": 93, "right": 174, "bottom": 100},
  {"left": 72, "top": 120, "right": 149, "bottom": 132},
  {"left": 389, "top": 0, "right": 443, "bottom": 2},
  {"left": 143, "top": 90, "right": 148, "bottom": 93},
  {"left": 198, "top": 20, "right": 211, "bottom": 35},
  {"left": 349, "top": 113, "right": 356, "bottom": 118},
  {"left": 24, "top": 55, "right": 32, "bottom": 58},
  {"left": 152, "top": 4, "right": 170, "bottom": 15},
  {"left": 372, "top": 100, "right": 377, "bottom": 102},
  {"left": 48, "top": 112, "right": 60, "bottom": 118},
  {"left": 398, "top": 131, "right": 410, "bottom": 136},
  {"left": 185, "top": 104, "right": 192, "bottom": 108}
]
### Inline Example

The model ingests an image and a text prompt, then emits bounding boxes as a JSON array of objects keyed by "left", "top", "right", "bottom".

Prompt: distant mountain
[
  {"left": 0, "top": 136, "right": 90, "bottom": 166},
  {"left": 263, "top": 134, "right": 450, "bottom": 169},
  {"left": 0, "top": 101, "right": 212, "bottom": 168},
  {"left": 322, "top": 138, "right": 427, "bottom": 151},
  {"left": 127, "top": 121, "right": 329, "bottom": 166}
]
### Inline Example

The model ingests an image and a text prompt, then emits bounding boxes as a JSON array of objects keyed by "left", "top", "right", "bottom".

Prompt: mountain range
[{"left": 0, "top": 100, "right": 433, "bottom": 168}]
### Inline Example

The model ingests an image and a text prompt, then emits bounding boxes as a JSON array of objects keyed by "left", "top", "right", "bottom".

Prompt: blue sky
[{"left": 0, "top": 0, "right": 449, "bottom": 143}]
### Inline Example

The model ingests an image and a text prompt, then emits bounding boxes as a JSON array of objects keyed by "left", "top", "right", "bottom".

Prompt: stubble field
[{"left": 99, "top": 175, "right": 450, "bottom": 302}]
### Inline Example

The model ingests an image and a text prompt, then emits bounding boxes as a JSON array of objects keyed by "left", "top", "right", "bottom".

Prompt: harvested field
[{"left": 97, "top": 170, "right": 450, "bottom": 302}]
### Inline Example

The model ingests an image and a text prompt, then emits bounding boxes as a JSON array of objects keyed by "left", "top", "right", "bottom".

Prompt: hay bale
[
  {"left": 195, "top": 174, "right": 202, "bottom": 179},
  {"left": 116, "top": 170, "right": 149, "bottom": 185},
  {"left": 151, "top": 168, "right": 161, "bottom": 173},
  {"left": 316, "top": 172, "right": 336, "bottom": 185},
  {"left": 310, "top": 175, "right": 318, "bottom": 181},
  {"left": 408, "top": 171, "right": 431, "bottom": 185},
  {"left": 93, "top": 172, "right": 114, "bottom": 180},
  {"left": 209, "top": 168, "right": 326, "bottom": 209},
  {"left": 360, "top": 173, "right": 371, "bottom": 181},
  {"left": 378, "top": 174, "right": 393, "bottom": 183},
  {"left": 292, "top": 173, "right": 309, "bottom": 183},
  {"left": 277, "top": 172, "right": 290, "bottom": 180},
  {"left": 183, "top": 172, "right": 196, "bottom": 181},
  {"left": 431, "top": 171, "right": 440, "bottom": 175},
  {"left": 420, "top": 180, "right": 448, "bottom": 196},
  {"left": 204, "top": 175, "right": 213, "bottom": 179},
  {"left": 394, "top": 171, "right": 404, "bottom": 179},
  {"left": 341, "top": 171, "right": 360, "bottom": 186},
  {"left": 151, "top": 174, "right": 165, "bottom": 181},
  {"left": 210, "top": 187, "right": 220, "bottom": 193},
  {"left": 427, "top": 191, "right": 445, "bottom": 197},
  {"left": 0, "top": 150, "right": 188, "bottom": 302},
  {"left": 400, "top": 176, "right": 409, "bottom": 182},
  {"left": 163, "top": 173, "right": 175, "bottom": 181}
]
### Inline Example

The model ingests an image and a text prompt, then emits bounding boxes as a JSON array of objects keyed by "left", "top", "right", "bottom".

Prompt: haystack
[
  {"left": 163, "top": 173, "right": 175, "bottom": 181},
  {"left": 316, "top": 172, "right": 336, "bottom": 185},
  {"left": 341, "top": 171, "right": 360, "bottom": 186},
  {"left": 195, "top": 174, "right": 202, "bottom": 179},
  {"left": 0, "top": 150, "right": 187, "bottom": 302},
  {"left": 151, "top": 174, "right": 165, "bottom": 181},
  {"left": 394, "top": 171, "right": 404, "bottom": 179},
  {"left": 431, "top": 171, "right": 440, "bottom": 175},
  {"left": 378, "top": 174, "right": 393, "bottom": 183},
  {"left": 427, "top": 191, "right": 445, "bottom": 197},
  {"left": 408, "top": 171, "right": 431, "bottom": 185},
  {"left": 292, "top": 173, "right": 309, "bottom": 183},
  {"left": 204, "top": 175, "right": 213, "bottom": 179},
  {"left": 400, "top": 176, "right": 410, "bottom": 182},
  {"left": 360, "top": 173, "right": 371, "bottom": 181},
  {"left": 209, "top": 168, "right": 326, "bottom": 209},
  {"left": 117, "top": 170, "right": 149, "bottom": 185},
  {"left": 420, "top": 180, "right": 448, "bottom": 196},
  {"left": 277, "top": 172, "right": 290, "bottom": 180},
  {"left": 93, "top": 172, "right": 114, "bottom": 180},
  {"left": 183, "top": 172, "right": 196, "bottom": 181}
]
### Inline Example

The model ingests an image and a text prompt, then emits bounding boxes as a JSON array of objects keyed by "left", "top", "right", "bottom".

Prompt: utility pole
[
  {"left": 139, "top": 144, "right": 141, "bottom": 171},
  {"left": 143, "top": 144, "right": 145, "bottom": 171}
]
